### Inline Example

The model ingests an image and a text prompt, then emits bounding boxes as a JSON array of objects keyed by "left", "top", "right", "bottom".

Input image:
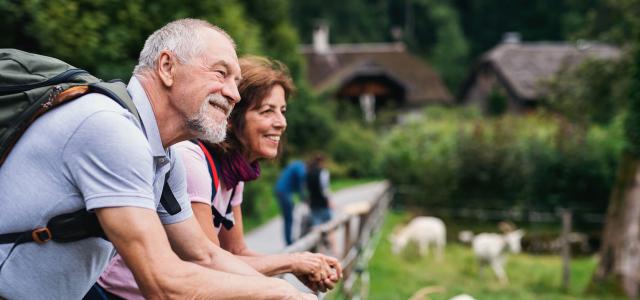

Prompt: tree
[
  {"left": 0, "top": 0, "right": 266, "bottom": 79},
  {"left": 590, "top": 1, "right": 640, "bottom": 298}
]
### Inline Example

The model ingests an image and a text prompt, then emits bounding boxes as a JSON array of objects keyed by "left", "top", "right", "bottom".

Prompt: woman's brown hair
[{"left": 210, "top": 55, "right": 295, "bottom": 155}]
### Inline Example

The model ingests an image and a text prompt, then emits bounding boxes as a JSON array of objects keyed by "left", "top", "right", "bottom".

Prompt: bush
[
  {"left": 241, "top": 161, "right": 279, "bottom": 228},
  {"left": 381, "top": 107, "right": 623, "bottom": 214},
  {"left": 329, "top": 121, "right": 382, "bottom": 178}
]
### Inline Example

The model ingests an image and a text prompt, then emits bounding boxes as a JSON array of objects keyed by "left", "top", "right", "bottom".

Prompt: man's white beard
[{"left": 187, "top": 94, "right": 229, "bottom": 144}]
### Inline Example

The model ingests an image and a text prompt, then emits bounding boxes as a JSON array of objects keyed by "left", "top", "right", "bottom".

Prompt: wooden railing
[{"left": 281, "top": 185, "right": 392, "bottom": 299}]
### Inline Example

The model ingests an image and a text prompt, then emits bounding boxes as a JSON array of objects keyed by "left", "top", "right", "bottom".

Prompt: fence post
[
  {"left": 561, "top": 209, "right": 572, "bottom": 291},
  {"left": 343, "top": 217, "right": 352, "bottom": 259}
]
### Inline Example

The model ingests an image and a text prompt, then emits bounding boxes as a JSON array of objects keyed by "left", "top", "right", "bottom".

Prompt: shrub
[
  {"left": 329, "top": 121, "right": 382, "bottom": 178},
  {"left": 381, "top": 107, "right": 623, "bottom": 214}
]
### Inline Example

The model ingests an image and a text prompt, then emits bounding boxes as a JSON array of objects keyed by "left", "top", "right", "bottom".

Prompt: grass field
[{"left": 328, "top": 211, "right": 624, "bottom": 300}]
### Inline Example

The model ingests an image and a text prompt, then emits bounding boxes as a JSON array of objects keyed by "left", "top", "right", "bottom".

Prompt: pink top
[{"left": 97, "top": 141, "right": 243, "bottom": 299}]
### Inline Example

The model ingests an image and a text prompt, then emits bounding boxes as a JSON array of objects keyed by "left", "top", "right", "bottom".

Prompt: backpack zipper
[{"left": 0, "top": 69, "right": 88, "bottom": 94}]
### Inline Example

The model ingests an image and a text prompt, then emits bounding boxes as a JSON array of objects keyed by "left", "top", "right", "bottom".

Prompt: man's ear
[{"left": 157, "top": 50, "right": 175, "bottom": 87}]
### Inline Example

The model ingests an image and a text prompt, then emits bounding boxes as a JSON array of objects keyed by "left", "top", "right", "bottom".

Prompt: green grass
[{"left": 327, "top": 211, "right": 624, "bottom": 300}]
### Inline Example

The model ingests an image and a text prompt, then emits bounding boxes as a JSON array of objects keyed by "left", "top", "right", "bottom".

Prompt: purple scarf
[{"left": 218, "top": 151, "right": 261, "bottom": 188}]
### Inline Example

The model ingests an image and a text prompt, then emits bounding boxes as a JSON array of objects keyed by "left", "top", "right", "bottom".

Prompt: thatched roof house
[
  {"left": 460, "top": 33, "right": 621, "bottom": 113},
  {"left": 300, "top": 24, "right": 452, "bottom": 122}
]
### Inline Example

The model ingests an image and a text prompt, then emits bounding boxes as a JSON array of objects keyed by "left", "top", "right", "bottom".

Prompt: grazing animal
[
  {"left": 471, "top": 229, "right": 525, "bottom": 284},
  {"left": 390, "top": 216, "right": 446, "bottom": 259},
  {"left": 458, "top": 230, "right": 474, "bottom": 243},
  {"left": 449, "top": 295, "right": 476, "bottom": 300},
  {"left": 408, "top": 286, "right": 476, "bottom": 300}
]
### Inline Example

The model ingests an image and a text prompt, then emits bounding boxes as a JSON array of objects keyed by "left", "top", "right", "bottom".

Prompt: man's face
[{"left": 173, "top": 29, "right": 241, "bottom": 143}]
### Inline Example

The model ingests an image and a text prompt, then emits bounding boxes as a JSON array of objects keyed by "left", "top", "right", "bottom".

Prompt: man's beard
[{"left": 186, "top": 93, "right": 230, "bottom": 144}]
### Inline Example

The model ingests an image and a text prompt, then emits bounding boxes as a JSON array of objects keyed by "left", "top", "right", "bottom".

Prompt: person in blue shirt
[{"left": 275, "top": 160, "right": 306, "bottom": 245}]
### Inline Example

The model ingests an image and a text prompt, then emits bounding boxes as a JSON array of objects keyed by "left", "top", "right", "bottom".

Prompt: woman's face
[{"left": 241, "top": 84, "right": 287, "bottom": 162}]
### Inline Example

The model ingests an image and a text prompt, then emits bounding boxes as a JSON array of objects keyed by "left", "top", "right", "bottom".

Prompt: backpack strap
[
  {"left": 195, "top": 140, "right": 221, "bottom": 198},
  {"left": 193, "top": 140, "right": 235, "bottom": 230},
  {"left": 90, "top": 81, "right": 141, "bottom": 121},
  {"left": 160, "top": 172, "right": 182, "bottom": 215}
]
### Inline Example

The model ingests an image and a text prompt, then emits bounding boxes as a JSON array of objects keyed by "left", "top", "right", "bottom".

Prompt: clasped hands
[{"left": 291, "top": 251, "right": 343, "bottom": 293}]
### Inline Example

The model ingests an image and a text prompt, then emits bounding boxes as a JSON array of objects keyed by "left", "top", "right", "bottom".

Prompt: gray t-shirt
[{"left": 0, "top": 77, "right": 192, "bottom": 299}]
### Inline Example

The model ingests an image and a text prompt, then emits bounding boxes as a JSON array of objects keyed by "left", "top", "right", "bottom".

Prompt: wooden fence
[{"left": 281, "top": 185, "right": 392, "bottom": 299}]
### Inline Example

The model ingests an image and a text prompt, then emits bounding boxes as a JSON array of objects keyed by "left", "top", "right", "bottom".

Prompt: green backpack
[
  {"left": 0, "top": 48, "right": 139, "bottom": 165},
  {"left": 0, "top": 49, "right": 180, "bottom": 246}
]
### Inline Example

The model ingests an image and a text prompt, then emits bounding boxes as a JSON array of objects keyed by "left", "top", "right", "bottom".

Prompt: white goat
[
  {"left": 449, "top": 295, "right": 476, "bottom": 300},
  {"left": 390, "top": 216, "right": 446, "bottom": 259},
  {"left": 471, "top": 229, "right": 525, "bottom": 284}
]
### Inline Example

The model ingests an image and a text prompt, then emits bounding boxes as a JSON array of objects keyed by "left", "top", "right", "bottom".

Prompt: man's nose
[{"left": 223, "top": 81, "right": 241, "bottom": 105}]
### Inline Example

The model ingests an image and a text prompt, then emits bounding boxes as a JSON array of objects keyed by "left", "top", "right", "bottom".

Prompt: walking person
[
  {"left": 0, "top": 18, "right": 312, "bottom": 299},
  {"left": 275, "top": 160, "right": 307, "bottom": 245}
]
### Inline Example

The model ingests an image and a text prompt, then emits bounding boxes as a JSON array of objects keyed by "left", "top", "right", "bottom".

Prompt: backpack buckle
[{"left": 31, "top": 227, "right": 52, "bottom": 244}]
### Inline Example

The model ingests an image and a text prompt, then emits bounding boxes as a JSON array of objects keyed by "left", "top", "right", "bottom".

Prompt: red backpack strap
[
  {"left": 193, "top": 140, "right": 235, "bottom": 230},
  {"left": 195, "top": 140, "right": 220, "bottom": 196}
]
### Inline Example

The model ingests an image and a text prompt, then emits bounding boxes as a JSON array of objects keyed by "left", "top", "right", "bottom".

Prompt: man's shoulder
[
  {"left": 40, "top": 92, "right": 140, "bottom": 134},
  {"left": 69, "top": 92, "right": 134, "bottom": 117}
]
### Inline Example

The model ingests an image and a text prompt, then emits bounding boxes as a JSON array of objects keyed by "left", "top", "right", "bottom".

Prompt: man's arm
[
  {"left": 96, "top": 206, "right": 312, "bottom": 299},
  {"left": 163, "top": 214, "right": 262, "bottom": 276}
]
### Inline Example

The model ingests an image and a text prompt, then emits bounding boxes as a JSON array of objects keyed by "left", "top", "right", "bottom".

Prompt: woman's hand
[{"left": 291, "top": 252, "right": 343, "bottom": 292}]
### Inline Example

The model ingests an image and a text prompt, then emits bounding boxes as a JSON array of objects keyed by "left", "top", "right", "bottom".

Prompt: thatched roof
[
  {"left": 474, "top": 41, "right": 621, "bottom": 101},
  {"left": 300, "top": 43, "right": 452, "bottom": 105}
]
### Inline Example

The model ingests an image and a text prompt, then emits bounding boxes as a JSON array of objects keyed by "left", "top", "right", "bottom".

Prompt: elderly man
[{"left": 0, "top": 19, "right": 313, "bottom": 299}]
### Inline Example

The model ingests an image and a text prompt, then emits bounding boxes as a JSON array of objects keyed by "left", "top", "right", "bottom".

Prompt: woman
[{"left": 94, "top": 56, "right": 341, "bottom": 299}]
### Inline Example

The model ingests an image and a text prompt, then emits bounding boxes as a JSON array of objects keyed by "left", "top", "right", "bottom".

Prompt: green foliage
[
  {"left": 328, "top": 121, "right": 381, "bottom": 178},
  {"left": 406, "top": 0, "right": 470, "bottom": 89},
  {"left": 544, "top": 56, "right": 631, "bottom": 125},
  {"left": 241, "top": 161, "right": 281, "bottom": 231},
  {"left": 290, "top": 0, "right": 391, "bottom": 44},
  {"left": 282, "top": 87, "right": 337, "bottom": 158},
  {"left": 567, "top": 0, "right": 640, "bottom": 44},
  {"left": 239, "top": 0, "right": 303, "bottom": 80},
  {"left": 381, "top": 107, "right": 624, "bottom": 212},
  {"left": 624, "top": 37, "right": 640, "bottom": 158},
  {"left": 381, "top": 108, "right": 467, "bottom": 206},
  {"left": 487, "top": 88, "right": 508, "bottom": 116},
  {"left": 0, "top": 0, "right": 304, "bottom": 80},
  {"left": 453, "top": 0, "right": 577, "bottom": 57}
]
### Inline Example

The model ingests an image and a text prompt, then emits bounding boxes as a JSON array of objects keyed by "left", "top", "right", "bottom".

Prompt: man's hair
[
  {"left": 133, "top": 18, "right": 234, "bottom": 75},
  {"left": 211, "top": 55, "right": 295, "bottom": 155}
]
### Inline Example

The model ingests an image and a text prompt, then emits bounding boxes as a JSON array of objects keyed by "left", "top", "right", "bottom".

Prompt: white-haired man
[{"left": 0, "top": 19, "right": 314, "bottom": 299}]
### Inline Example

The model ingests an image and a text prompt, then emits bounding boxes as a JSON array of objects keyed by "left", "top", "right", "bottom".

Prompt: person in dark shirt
[{"left": 305, "top": 154, "right": 338, "bottom": 255}]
